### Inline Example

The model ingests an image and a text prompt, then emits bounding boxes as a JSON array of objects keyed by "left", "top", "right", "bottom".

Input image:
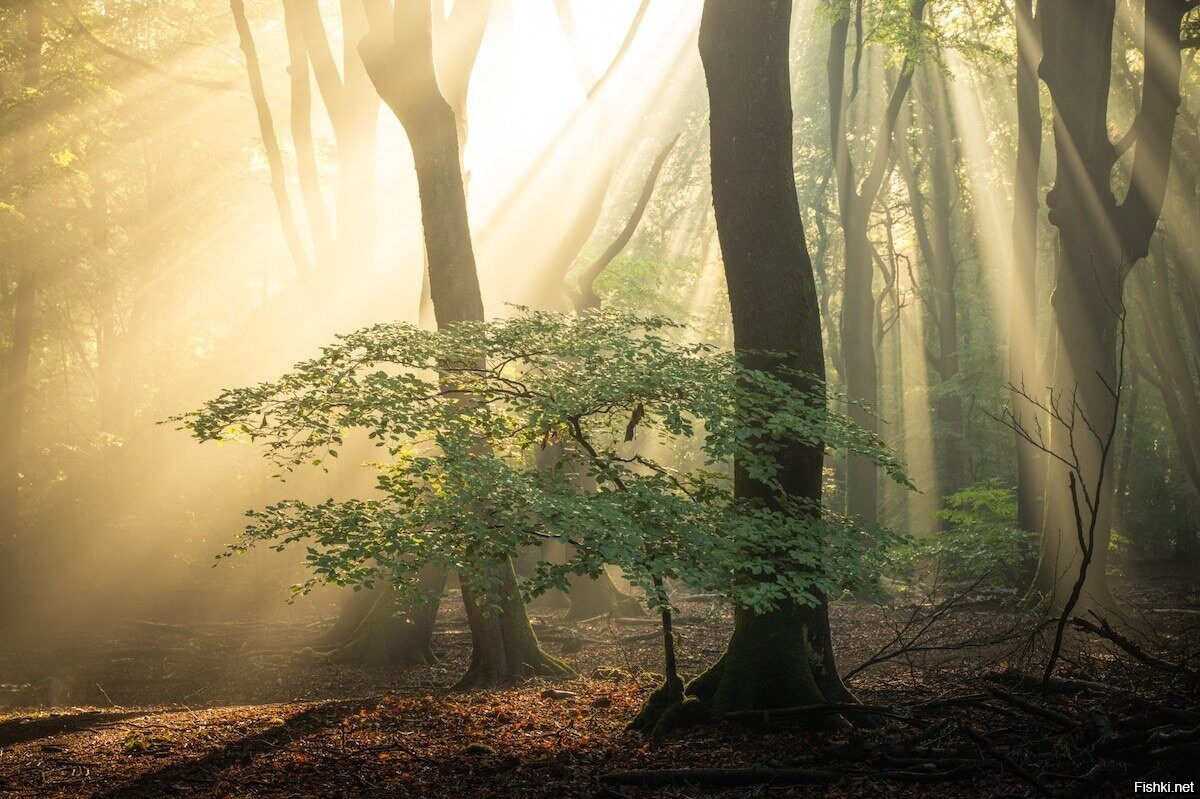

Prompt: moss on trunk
[
  {"left": 310, "top": 570, "right": 446, "bottom": 667},
  {"left": 686, "top": 601, "right": 840, "bottom": 717}
]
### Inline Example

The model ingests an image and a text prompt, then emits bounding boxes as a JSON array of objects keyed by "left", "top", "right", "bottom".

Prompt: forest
[{"left": 1, "top": 0, "right": 1199, "bottom": 796}]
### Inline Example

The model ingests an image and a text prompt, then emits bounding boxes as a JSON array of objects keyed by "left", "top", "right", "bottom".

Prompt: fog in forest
[{"left": 1, "top": 1, "right": 1198, "bottom": 796}]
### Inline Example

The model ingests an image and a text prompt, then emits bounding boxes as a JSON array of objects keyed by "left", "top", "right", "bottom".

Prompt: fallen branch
[
  {"left": 983, "top": 686, "right": 1076, "bottom": 729},
  {"left": 723, "top": 702, "right": 922, "bottom": 727},
  {"left": 985, "top": 668, "right": 1108, "bottom": 695},
  {"left": 961, "top": 724, "right": 1054, "bottom": 798},
  {"left": 1071, "top": 614, "right": 1197, "bottom": 677}
]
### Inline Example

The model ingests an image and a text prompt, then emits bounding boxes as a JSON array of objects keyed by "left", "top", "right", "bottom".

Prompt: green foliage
[
  {"left": 174, "top": 311, "right": 909, "bottom": 615},
  {"left": 892, "top": 479, "right": 1034, "bottom": 587}
]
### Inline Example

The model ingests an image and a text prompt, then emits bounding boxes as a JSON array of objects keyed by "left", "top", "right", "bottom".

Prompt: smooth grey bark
[{"left": 359, "top": 0, "right": 568, "bottom": 687}]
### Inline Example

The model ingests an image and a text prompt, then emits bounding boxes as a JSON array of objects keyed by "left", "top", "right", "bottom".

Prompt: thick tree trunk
[
  {"left": 455, "top": 558, "right": 570, "bottom": 689},
  {"left": 679, "top": 0, "right": 851, "bottom": 727},
  {"left": 360, "top": 0, "right": 568, "bottom": 687},
  {"left": 686, "top": 601, "right": 846, "bottom": 716},
  {"left": 1033, "top": 0, "right": 1186, "bottom": 610},
  {"left": 314, "top": 570, "right": 445, "bottom": 666}
]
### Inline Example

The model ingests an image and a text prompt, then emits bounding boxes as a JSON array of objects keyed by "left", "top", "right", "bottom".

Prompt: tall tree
[
  {"left": 1009, "top": 0, "right": 1047, "bottom": 537},
  {"left": 898, "top": 63, "right": 966, "bottom": 498},
  {"left": 688, "top": 0, "right": 852, "bottom": 715},
  {"left": 359, "top": 0, "right": 568, "bottom": 687},
  {"left": 289, "top": 0, "right": 380, "bottom": 282},
  {"left": 0, "top": 0, "right": 43, "bottom": 614},
  {"left": 827, "top": 0, "right": 928, "bottom": 522},
  {"left": 1033, "top": 0, "right": 1193, "bottom": 609},
  {"left": 1129, "top": 95, "right": 1200, "bottom": 500}
]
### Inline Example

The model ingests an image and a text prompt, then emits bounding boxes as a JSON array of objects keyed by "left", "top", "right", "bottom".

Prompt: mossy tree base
[
  {"left": 453, "top": 557, "right": 575, "bottom": 690},
  {"left": 309, "top": 569, "right": 446, "bottom": 667},
  {"left": 631, "top": 600, "right": 853, "bottom": 735},
  {"left": 628, "top": 677, "right": 710, "bottom": 738}
]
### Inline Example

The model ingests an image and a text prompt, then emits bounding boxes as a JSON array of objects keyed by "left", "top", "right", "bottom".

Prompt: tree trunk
[
  {"left": 1009, "top": 0, "right": 1047, "bottom": 536},
  {"left": 918, "top": 70, "right": 965, "bottom": 494},
  {"left": 826, "top": 0, "right": 927, "bottom": 522},
  {"left": 898, "top": 70, "right": 965, "bottom": 500},
  {"left": 1033, "top": 0, "right": 1187, "bottom": 610},
  {"left": 314, "top": 570, "right": 445, "bottom": 666},
  {"left": 360, "top": 0, "right": 568, "bottom": 687},
  {"left": 230, "top": 0, "right": 313, "bottom": 291},
  {"left": 0, "top": 1, "right": 43, "bottom": 618},
  {"left": 681, "top": 0, "right": 851, "bottom": 725},
  {"left": 455, "top": 558, "right": 570, "bottom": 689}
]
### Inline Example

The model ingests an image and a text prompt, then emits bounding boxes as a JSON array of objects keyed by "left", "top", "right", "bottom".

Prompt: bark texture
[
  {"left": 679, "top": 0, "right": 851, "bottom": 728},
  {"left": 1033, "top": 0, "right": 1189, "bottom": 610},
  {"left": 360, "top": 0, "right": 568, "bottom": 687}
]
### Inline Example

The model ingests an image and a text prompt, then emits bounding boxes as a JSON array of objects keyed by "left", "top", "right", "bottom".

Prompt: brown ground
[{"left": 1, "top": 566, "right": 1197, "bottom": 798}]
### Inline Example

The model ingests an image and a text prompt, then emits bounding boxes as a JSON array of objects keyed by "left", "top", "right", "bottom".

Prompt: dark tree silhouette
[{"left": 688, "top": 0, "right": 852, "bottom": 716}]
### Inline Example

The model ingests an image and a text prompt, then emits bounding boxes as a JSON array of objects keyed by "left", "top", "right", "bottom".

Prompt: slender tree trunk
[
  {"left": 898, "top": 69, "right": 965, "bottom": 499},
  {"left": 230, "top": 0, "right": 313, "bottom": 291},
  {"left": 1009, "top": 0, "right": 1047, "bottom": 537},
  {"left": 918, "top": 71, "right": 965, "bottom": 493},
  {"left": 333, "top": 0, "right": 378, "bottom": 278},
  {"left": 827, "top": 0, "right": 927, "bottom": 522},
  {"left": 360, "top": 0, "right": 568, "bottom": 687},
  {"left": 282, "top": 0, "right": 336, "bottom": 276},
  {"left": 0, "top": 1, "right": 43, "bottom": 615},
  {"left": 683, "top": 0, "right": 850, "bottom": 725}
]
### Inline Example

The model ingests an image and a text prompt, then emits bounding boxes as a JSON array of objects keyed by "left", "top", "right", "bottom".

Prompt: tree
[
  {"left": 897, "top": 63, "right": 966, "bottom": 498},
  {"left": 176, "top": 312, "right": 901, "bottom": 711},
  {"left": 0, "top": 0, "right": 42, "bottom": 615},
  {"left": 826, "top": 0, "right": 928, "bottom": 522},
  {"left": 357, "top": 0, "right": 566, "bottom": 687},
  {"left": 1008, "top": 0, "right": 1046, "bottom": 537},
  {"left": 1032, "top": 0, "right": 1194, "bottom": 609},
  {"left": 688, "top": 0, "right": 863, "bottom": 718}
]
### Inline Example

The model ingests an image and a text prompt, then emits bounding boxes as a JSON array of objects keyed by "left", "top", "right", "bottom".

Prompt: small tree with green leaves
[
  {"left": 173, "top": 310, "right": 907, "bottom": 707},
  {"left": 892, "top": 480, "right": 1035, "bottom": 589}
]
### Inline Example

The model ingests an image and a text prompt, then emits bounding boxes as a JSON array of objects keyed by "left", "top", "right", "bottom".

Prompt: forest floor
[{"left": 1, "top": 564, "right": 1198, "bottom": 798}]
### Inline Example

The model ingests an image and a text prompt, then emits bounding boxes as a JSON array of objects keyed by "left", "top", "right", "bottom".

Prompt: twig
[
  {"left": 723, "top": 702, "right": 922, "bottom": 727},
  {"left": 983, "top": 685, "right": 1076, "bottom": 729},
  {"left": 1071, "top": 613, "right": 1197, "bottom": 677},
  {"left": 961, "top": 724, "right": 1054, "bottom": 798}
]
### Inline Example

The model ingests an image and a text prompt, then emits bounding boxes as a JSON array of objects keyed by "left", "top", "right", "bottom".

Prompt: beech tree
[
  {"left": 826, "top": 0, "right": 928, "bottom": 522},
  {"left": 1032, "top": 0, "right": 1195, "bottom": 609},
  {"left": 357, "top": 0, "right": 567, "bottom": 687},
  {"left": 690, "top": 0, "right": 859, "bottom": 717}
]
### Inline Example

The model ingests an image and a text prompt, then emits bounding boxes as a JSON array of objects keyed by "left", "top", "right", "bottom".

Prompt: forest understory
[{"left": 1, "top": 563, "right": 1196, "bottom": 799}]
